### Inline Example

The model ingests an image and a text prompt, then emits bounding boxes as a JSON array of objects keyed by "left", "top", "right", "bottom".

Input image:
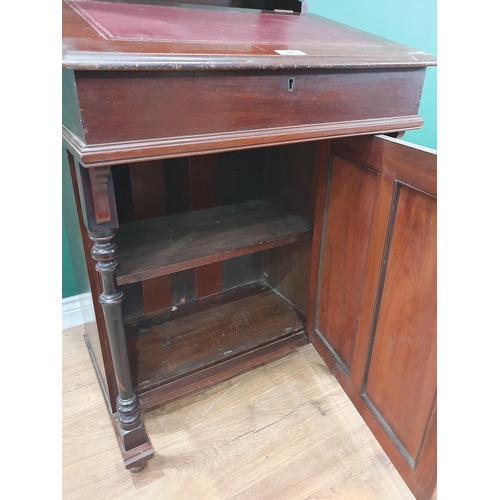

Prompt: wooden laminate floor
[{"left": 62, "top": 325, "right": 414, "bottom": 499}]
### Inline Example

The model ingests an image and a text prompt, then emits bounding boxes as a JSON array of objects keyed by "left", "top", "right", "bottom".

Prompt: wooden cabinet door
[{"left": 308, "top": 135, "right": 436, "bottom": 500}]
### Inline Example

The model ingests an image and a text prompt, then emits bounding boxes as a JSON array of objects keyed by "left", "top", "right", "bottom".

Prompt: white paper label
[{"left": 274, "top": 50, "right": 307, "bottom": 56}]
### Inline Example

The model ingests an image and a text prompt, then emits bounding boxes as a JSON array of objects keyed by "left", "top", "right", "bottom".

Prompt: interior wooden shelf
[
  {"left": 125, "top": 281, "right": 306, "bottom": 394},
  {"left": 115, "top": 200, "right": 312, "bottom": 285}
]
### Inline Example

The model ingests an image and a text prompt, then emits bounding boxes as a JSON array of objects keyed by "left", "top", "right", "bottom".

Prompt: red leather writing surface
[{"left": 67, "top": 1, "right": 365, "bottom": 46}]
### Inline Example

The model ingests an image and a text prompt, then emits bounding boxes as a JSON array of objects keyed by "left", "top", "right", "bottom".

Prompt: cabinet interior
[{"left": 111, "top": 142, "right": 317, "bottom": 394}]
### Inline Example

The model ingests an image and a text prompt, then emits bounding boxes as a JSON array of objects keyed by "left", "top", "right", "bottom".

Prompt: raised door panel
[
  {"left": 364, "top": 184, "right": 436, "bottom": 466},
  {"left": 309, "top": 135, "right": 436, "bottom": 500},
  {"left": 316, "top": 157, "right": 378, "bottom": 372}
]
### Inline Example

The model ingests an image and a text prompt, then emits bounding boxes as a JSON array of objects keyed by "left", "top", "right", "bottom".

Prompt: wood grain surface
[
  {"left": 114, "top": 200, "right": 312, "bottom": 285},
  {"left": 125, "top": 282, "right": 306, "bottom": 393},
  {"left": 309, "top": 135, "right": 436, "bottom": 500},
  {"left": 69, "top": 68, "right": 426, "bottom": 159},
  {"left": 196, "top": 263, "right": 223, "bottom": 298},
  {"left": 262, "top": 241, "right": 311, "bottom": 314},
  {"left": 62, "top": 0, "right": 434, "bottom": 166},
  {"left": 364, "top": 185, "right": 437, "bottom": 464},
  {"left": 63, "top": 325, "right": 415, "bottom": 499},
  {"left": 62, "top": 1, "right": 435, "bottom": 70},
  {"left": 316, "top": 157, "right": 378, "bottom": 372},
  {"left": 128, "top": 159, "right": 174, "bottom": 315}
]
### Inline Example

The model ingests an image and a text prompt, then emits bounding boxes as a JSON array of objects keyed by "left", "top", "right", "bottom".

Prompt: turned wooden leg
[{"left": 89, "top": 229, "right": 154, "bottom": 472}]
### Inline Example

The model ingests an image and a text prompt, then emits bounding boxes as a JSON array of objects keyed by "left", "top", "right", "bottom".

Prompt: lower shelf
[{"left": 125, "top": 281, "right": 306, "bottom": 396}]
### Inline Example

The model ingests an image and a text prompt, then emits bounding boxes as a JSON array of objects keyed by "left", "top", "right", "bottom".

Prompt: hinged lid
[{"left": 62, "top": 0, "right": 436, "bottom": 71}]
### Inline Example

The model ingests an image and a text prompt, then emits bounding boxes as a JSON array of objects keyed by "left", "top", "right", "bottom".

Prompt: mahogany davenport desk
[{"left": 62, "top": 2, "right": 437, "bottom": 498}]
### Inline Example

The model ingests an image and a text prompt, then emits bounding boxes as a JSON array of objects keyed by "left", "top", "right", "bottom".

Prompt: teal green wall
[
  {"left": 62, "top": 0, "right": 437, "bottom": 298},
  {"left": 307, "top": 0, "right": 437, "bottom": 149},
  {"left": 62, "top": 148, "right": 80, "bottom": 299},
  {"left": 62, "top": 217, "right": 79, "bottom": 297}
]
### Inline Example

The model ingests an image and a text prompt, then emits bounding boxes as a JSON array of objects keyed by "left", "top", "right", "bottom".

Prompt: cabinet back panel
[
  {"left": 114, "top": 144, "right": 314, "bottom": 319},
  {"left": 188, "top": 154, "right": 220, "bottom": 211},
  {"left": 263, "top": 142, "right": 317, "bottom": 221},
  {"left": 195, "top": 263, "right": 223, "bottom": 299},
  {"left": 162, "top": 157, "right": 191, "bottom": 215},
  {"left": 172, "top": 269, "right": 197, "bottom": 306},
  {"left": 121, "top": 282, "right": 145, "bottom": 320},
  {"left": 219, "top": 149, "right": 265, "bottom": 205},
  {"left": 129, "top": 160, "right": 167, "bottom": 219},
  {"left": 113, "top": 164, "right": 135, "bottom": 223},
  {"left": 112, "top": 150, "right": 269, "bottom": 222},
  {"left": 262, "top": 241, "right": 311, "bottom": 314},
  {"left": 142, "top": 275, "right": 173, "bottom": 314},
  {"left": 223, "top": 253, "right": 263, "bottom": 291},
  {"left": 261, "top": 142, "right": 317, "bottom": 312}
]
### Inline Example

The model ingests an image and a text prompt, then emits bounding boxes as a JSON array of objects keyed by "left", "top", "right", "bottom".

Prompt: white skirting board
[{"left": 62, "top": 292, "right": 94, "bottom": 330}]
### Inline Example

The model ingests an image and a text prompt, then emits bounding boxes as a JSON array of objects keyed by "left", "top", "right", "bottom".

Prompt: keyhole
[{"left": 288, "top": 78, "right": 295, "bottom": 92}]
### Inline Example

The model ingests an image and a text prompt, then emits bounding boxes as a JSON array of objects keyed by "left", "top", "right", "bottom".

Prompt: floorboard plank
[{"left": 62, "top": 325, "right": 414, "bottom": 499}]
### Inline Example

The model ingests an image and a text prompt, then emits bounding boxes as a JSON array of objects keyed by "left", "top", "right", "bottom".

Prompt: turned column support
[
  {"left": 75, "top": 161, "right": 154, "bottom": 472},
  {"left": 88, "top": 229, "right": 153, "bottom": 471}
]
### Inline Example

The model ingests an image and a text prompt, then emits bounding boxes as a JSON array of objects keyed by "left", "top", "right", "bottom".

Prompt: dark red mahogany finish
[
  {"left": 62, "top": 0, "right": 435, "bottom": 167},
  {"left": 66, "top": 1, "right": 342, "bottom": 44},
  {"left": 62, "top": 1, "right": 436, "bottom": 497}
]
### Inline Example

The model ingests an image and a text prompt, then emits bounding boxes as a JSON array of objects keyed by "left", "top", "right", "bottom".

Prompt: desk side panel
[{"left": 62, "top": 70, "right": 85, "bottom": 143}]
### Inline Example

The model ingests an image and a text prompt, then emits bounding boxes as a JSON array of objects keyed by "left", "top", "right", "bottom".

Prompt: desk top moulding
[{"left": 62, "top": 0, "right": 436, "bottom": 167}]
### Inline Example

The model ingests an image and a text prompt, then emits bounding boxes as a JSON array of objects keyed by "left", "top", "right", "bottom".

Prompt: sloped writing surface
[{"left": 66, "top": 0, "right": 373, "bottom": 45}]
